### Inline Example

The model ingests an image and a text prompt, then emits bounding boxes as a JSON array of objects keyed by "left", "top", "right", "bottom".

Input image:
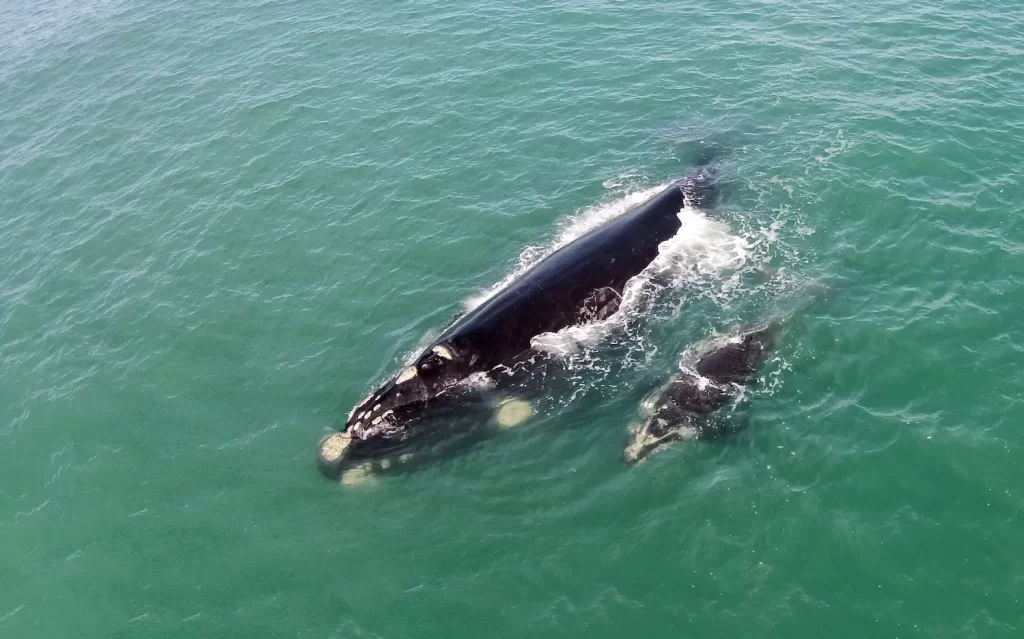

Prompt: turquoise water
[{"left": 3, "top": 0, "right": 1024, "bottom": 636}]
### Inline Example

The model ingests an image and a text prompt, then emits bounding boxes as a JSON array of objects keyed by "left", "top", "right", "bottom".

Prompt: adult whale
[{"left": 317, "top": 166, "right": 717, "bottom": 479}]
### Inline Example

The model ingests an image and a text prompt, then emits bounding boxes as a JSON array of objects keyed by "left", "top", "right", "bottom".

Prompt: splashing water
[{"left": 527, "top": 186, "right": 752, "bottom": 357}]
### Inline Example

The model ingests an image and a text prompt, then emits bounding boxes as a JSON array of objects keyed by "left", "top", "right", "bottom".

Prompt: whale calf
[
  {"left": 318, "top": 166, "right": 717, "bottom": 479},
  {"left": 623, "top": 323, "right": 777, "bottom": 465}
]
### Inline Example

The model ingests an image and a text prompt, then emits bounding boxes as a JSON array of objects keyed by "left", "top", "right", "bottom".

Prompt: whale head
[
  {"left": 318, "top": 342, "right": 471, "bottom": 478},
  {"left": 622, "top": 388, "right": 703, "bottom": 465},
  {"left": 621, "top": 370, "right": 736, "bottom": 465},
  {"left": 350, "top": 342, "right": 471, "bottom": 432}
]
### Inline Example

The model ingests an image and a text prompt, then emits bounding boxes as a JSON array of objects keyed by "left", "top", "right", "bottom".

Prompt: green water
[{"left": 3, "top": 0, "right": 1024, "bottom": 636}]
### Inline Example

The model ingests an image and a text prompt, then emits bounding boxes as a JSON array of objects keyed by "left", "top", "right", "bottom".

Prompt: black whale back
[
  {"left": 438, "top": 183, "right": 687, "bottom": 371},
  {"left": 694, "top": 326, "right": 776, "bottom": 386},
  {"left": 656, "top": 325, "right": 777, "bottom": 426}
]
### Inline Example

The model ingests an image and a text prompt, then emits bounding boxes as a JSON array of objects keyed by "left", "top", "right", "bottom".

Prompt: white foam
[
  {"left": 527, "top": 194, "right": 751, "bottom": 357},
  {"left": 454, "top": 371, "right": 497, "bottom": 392},
  {"left": 463, "top": 186, "right": 666, "bottom": 312}
]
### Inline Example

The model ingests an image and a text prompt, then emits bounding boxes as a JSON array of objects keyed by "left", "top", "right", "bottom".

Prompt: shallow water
[{"left": 2, "top": 0, "right": 1024, "bottom": 636}]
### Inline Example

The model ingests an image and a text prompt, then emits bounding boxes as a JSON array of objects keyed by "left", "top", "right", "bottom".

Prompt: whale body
[
  {"left": 623, "top": 323, "right": 776, "bottom": 465},
  {"left": 318, "top": 168, "right": 717, "bottom": 479}
]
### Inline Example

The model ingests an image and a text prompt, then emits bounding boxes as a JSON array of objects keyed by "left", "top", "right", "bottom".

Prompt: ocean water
[{"left": 2, "top": 0, "right": 1023, "bottom": 636}]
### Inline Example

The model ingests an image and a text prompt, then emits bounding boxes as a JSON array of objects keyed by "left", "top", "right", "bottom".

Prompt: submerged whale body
[
  {"left": 623, "top": 323, "right": 777, "bottom": 465},
  {"left": 318, "top": 166, "right": 717, "bottom": 479}
]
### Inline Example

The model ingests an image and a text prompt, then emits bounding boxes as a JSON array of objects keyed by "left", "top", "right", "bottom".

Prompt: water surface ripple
[{"left": 2, "top": 0, "right": 1023, "bottom": 636}]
